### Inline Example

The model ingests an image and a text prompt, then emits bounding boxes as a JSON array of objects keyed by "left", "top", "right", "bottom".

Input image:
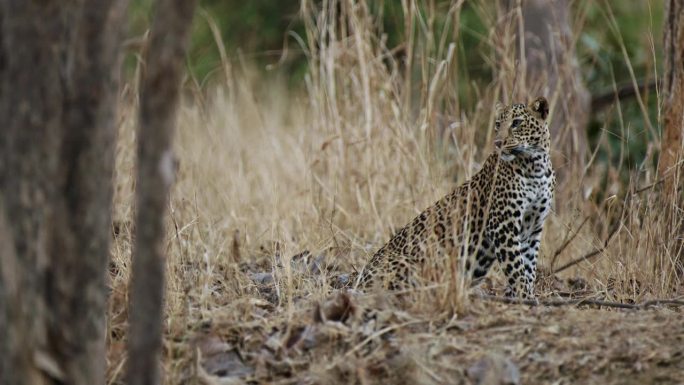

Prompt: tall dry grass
[{"left": 107, "top": 1, "right": 681, "bottom": 383}]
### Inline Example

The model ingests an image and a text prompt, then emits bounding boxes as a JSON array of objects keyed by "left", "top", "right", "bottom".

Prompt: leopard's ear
[{"left": 529, "top": 97, "right": 549, "bottom": 120}]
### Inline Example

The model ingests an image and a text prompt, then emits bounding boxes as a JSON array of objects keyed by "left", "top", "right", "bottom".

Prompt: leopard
[{"left": 354, "top": 97, "right": 555, "bottom": 299}]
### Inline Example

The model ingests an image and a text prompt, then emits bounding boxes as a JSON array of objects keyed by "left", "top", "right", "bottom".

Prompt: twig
[
  {"left": 474, "top": 294, "right": 684, "bottom": 310},
  {"left": 633, "top": 175, "right": 669, "bottom": 194},
  {"left": 641, "top": 299, "right": 684, "bottom": 307},
  {"left": 554, "top": 248, "right": 603, "bottom": 274},
  {"left": 591, "top": 79, "right": 658, "bottom": 113},
  {"left": 554, "top": 168, "right": 678, "bottom": 274},
  {"left": 554, "top": 197, "right": 626, "bottom": 274},
  {"left": 550, "top": 215, "right": 590, "bottom": 269}
]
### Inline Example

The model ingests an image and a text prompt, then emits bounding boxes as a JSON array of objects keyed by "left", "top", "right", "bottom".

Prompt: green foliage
[
  {"left": 577, "top": 1, "right": 663, "bottom": 169},
  {"left": 128, "top": 0, "right": 303, "bottom": 83},
  {"left": 128, "top": 0, "right": 664, "bottom": 170}
]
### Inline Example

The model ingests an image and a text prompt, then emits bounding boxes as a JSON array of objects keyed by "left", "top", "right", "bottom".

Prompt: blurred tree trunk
[
  {"left": 0, "top": 1, "right": 128, "bottom": 385},
  {"left": 126, "top": 1, "right": 197, "bottom": 384},
  {"left": 659, "top": 0, "right": 684, "bottom": 196},
  {"left": 499, "top": 0, "right": 591, "bottom": 183},
  {"left": 659, "top": 0, "right": 684, "bottom": 274}
]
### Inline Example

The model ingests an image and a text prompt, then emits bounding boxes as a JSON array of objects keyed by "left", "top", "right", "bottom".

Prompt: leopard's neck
[{"left": 478, "top": 150, "right": 552, "bottom": 180}]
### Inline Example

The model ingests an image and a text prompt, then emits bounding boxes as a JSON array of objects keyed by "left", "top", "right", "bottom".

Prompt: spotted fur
[{"left": 355, "top": 97, "right": 555, "bottom": 298}]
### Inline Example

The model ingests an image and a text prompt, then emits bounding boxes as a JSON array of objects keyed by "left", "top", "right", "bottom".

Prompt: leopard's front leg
[
  {"left": 492, "top": 217, "right": 536, "bottom": 299},
  {"left": 518, "top": 229, "right": 541, "bottom": 298},
  {"left": 516, "top": 197, "right": 552, "bottom": 299}
]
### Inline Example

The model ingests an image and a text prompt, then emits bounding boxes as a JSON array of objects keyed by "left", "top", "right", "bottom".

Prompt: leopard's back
[{"left": 355, "top": 180, "right": 487, "bottom": 290}]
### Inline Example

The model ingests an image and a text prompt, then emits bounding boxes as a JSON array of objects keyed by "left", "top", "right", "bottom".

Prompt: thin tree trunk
[
  {"left": 659, "top": 0, "right": 684, "bottom": 195},
  {"left": 498, "top": 0, "right": 591, "bottom": 184},
  {"left": 659, "top": 0, "right": 684, "bottom": 275},
  {"left": 0, "top": 3, "right": 62, "bottom": 381},
  {"left": 50, "top": 3, "right": 129, "bottom": 383},
  {"left": 126, "top": 0, "right": 198, "bottom": 384},
  {"left": 0, "top": 1, "right": 128, "bottom": 384}
]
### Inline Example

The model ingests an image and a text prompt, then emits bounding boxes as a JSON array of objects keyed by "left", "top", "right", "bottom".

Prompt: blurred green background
[
  {"left": 128, "top": 0, "right": 664, "bottom": 169},
  {"left": 129, "top": 0, "right": 304, "bottom": 83}
]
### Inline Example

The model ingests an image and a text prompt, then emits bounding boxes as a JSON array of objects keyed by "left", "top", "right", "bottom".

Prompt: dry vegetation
[{"left": 107, "top": 1, "right": 683, "bottom": 384}]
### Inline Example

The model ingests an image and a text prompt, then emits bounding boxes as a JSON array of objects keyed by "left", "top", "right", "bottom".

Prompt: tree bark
[
  {"left": 0, "top": 1, "right": 128, "bottom": 384},
  {"left": 0, "top": 3, "right": 62, "bottom": 382},
  {"left": 659, "top": 0, "right": 684, "bottom": 195},
  {"left": 126, "top": 1, "right": 198, "bottom": 384},
  {"left": 659, "top": 0, "right": 684, "bottom": 275},
  {"left": 498, "top": 0, "right": 591, "bottom": 183}
]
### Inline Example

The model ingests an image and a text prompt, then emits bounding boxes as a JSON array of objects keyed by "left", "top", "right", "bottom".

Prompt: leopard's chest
[
  {"left": 500, "top": 154, "right": 553, "bottom": 214},
  {"left": 523, "top": 174, "right": 553, "bottom": 210},
  {"left": 516, "top": 157, "right": 554, "bottom": 229}
]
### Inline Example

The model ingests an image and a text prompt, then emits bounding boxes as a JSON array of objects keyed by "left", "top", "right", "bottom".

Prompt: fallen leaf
[
  {"left": 314, "top": 291, "right": 356, "bottom": 323},
  {"left": 467, "top": 353, "right": 520, "bottom": 385},
  {"left": 194, "top": 334, "right": 254, "bottom": 379}
]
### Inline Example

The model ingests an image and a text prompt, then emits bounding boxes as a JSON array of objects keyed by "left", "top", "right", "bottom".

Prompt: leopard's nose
[{"left": 494, "top": 139, "right": 503, "bottom": 149}]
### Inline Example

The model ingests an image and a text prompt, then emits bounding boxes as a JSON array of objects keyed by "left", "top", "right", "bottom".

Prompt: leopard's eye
[
  {"left": 511, "top": 118, "right": 523, "bottom": 130},
  {"left": 495, "top": 121, "right": 501, "bottom": 130}
]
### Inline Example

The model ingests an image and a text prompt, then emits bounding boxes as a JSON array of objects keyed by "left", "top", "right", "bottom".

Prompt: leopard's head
[{"left": 493, "top": 97, "right": 550, "bottom": 160}]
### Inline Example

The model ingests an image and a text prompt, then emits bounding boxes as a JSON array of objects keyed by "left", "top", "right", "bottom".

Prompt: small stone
[
  {"left": 249, "top": 272, "right": 273, "bottom": 285},
  {"left": 467, "top": 353, "right": 520, "bottom": 385}
]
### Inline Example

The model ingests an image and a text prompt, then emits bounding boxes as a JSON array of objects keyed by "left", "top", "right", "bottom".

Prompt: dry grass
[{"left": 107, "top": 1, "right": 683, "bottom": 384}]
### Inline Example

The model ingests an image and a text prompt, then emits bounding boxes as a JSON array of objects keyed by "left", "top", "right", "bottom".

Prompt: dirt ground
[{"left": 173, "top": 278, "right": 684, "bottom": 385}]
